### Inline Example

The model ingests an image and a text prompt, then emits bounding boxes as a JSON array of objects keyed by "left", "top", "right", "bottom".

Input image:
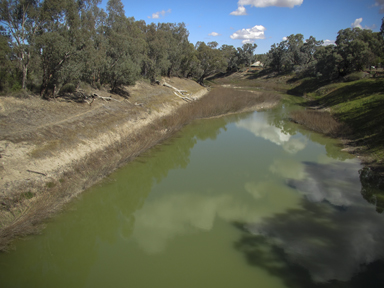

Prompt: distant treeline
[
  {"left": 263, "top": 23, "right": 384, "bottom": 80},
  {"left": 1, "top": 0, "right": 383, "bottom": 97}
]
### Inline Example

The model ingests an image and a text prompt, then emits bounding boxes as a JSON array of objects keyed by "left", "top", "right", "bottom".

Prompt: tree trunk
[{"left": 22, "top": 64, "right": 28, "bottom": 90}]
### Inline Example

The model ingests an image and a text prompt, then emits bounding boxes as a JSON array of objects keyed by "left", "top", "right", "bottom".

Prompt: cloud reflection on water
[
  {"left": 131, "top": 183, "right": 301, "bottom": 254},
  {"left": 243, "top": 161, "right": 384, "bottom": 285},
  {"left": 236, "top": 113, "right": 307, "bottom": 154}
]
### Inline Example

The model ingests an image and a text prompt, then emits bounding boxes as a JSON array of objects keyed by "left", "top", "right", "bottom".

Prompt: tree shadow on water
[{"left": 234, "top": 227, "right": 323, "bottom": 288}]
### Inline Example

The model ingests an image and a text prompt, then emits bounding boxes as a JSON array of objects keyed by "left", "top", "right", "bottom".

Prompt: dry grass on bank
[
  {"left": 0, "top": 87, "right": 281, "bottom": 251},
  {"left": 290, "top": 110, "right": 349, "bottom": 137}
]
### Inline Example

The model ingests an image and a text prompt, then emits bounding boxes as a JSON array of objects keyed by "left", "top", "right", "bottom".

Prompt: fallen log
[
  {"left": 27, "top": 170, "right": 47, "bottom": 176},
  {"left": 163, "top": 81, "right": 194, "bottom": 102}
]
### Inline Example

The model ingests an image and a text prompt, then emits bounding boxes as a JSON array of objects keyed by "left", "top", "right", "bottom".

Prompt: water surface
[{"left": 1, "top": 102, "right": 383, "bottom": 288}]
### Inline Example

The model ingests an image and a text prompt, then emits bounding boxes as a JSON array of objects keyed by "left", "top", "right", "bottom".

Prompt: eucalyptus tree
[
  {"left": 335, "top": 27, "right": 382, "bottom": 74},
  {"left": 157, "top": 22, "right": 190, "bottom": 77},
  {"left": 381, "top": 17, "right": 384, "bottom": 37},
  {"left": 284, "top": 34, "right": 304, "bottom": 68},
  {"left": 37, "top": 0, "right": 100, "bottom": 97},
  {"left": 79, "top": 5, "right": 107, "bottom": 86},
  {"left": 142, "top": 23, "right": 171, "bottom": 82},
  {"left": 300, "top": 36, "right": 323, "bottom": 66},
  {"left": 0, "top": 0, "right": 42, "bottom": 89},
  {"left": 179, "top": 42, "right": 200, "bottom": 78},
  {"left": 102, "top": 0, "right": 142, "bottom": 91},
  {"left": 237, "top": 43, "right": 257, "bottom": 67},
  {"left": 314, "top": 45, "right": 342, "bottom": 80},
  {"left": 195, "top": 41, "right": 226, "bottom": 84},
  {"left": 219, "top": 44, "right": 238, "bottom": 72},
  {"left": 265, "top": 41, "right": 287, "bottom": 73},
  {"left": 0, "top": 26, "right": 14, "bottom": 91}
]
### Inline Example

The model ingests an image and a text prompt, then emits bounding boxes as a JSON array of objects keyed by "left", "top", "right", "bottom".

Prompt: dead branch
[
  {"left": 163, "top": 81, "right": 194, "bottom": 102},
  {"left": 27, "top": 170, "right": 47, "bottom": 176},
  {"left": 173, "top": 91, "right": 193, "bottom": 102},
  {"left": 93, "top": 94, "right": 121, "bottom": 103}
]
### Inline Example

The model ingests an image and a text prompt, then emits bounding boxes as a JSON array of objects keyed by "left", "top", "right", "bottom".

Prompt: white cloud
[
  {"left": 230, "top": 6, "right": 247, "bottom": 15},
  {"left": 323, "top": 39, "right": 335, "bottom": 46},
  {"left": 238, "top": 0, "right": 303, "bottom": 8},
  {"left": 351, "top": 18, "right": 363, "bottom": 29},
  {"left": 282, "top": 36, "right": 288, "bottom": 41},
  {"left": 230, "top": 25, "right": 266, "bottom": 41},
  {"left": 148, "top": 9, "right": 171, "bottom": 19},
  {"left": 208, "top": 32, "right": 221, "bottom": 36},
  {"left": 350, "top": 18, "right": 376, "bottom": 30},
  {"left": 242, "top": 39, "right": 254, "bottom": 44},
  {"left": 374, "top": 0, "right": 384, "bottom": 13}
]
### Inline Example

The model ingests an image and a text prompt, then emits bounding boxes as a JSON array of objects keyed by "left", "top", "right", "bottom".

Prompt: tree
[
  {"left": 0, "top": 0, "right": 41, "bottom": 89},
  {"left": 102, "top": 0, "right": 142, "bottom": 90},
  {"left": 336, "top": 28, "right": 383, "bottom": 73},
  {"left": 157, "top": 22, "right": 190, "bottom": 77},
  {"left": 220, "top": 44, "right": 238, "bottom": 72},
  {"left": 300, "top": 36, "right": 323, "bottom": 65},
  {"left": 237, "top": 43, "right": 257, "bottom": 67},
  {"left": 284, "top": 34, "right": 305, "bottom": 70},
  {"left": 0, "top": 25, "right": 16, "bottom": 92},
  {"left": 196, "top": 41, "right": 226, "bottom": 84},
  {"left": 266, "top": 41, "right": 287, "bottom": 73},
  {"left": 314, "top": 45, "right": 342, "bottom": 80},
  {"left": 37, "top": 0, "right": 99, "bottom": 97},
  {"left": 179, "top": 42, "right": 200, "bottom": 78},
  {"left": 142, "top": 23, "right": 170, "bottom": 82}
]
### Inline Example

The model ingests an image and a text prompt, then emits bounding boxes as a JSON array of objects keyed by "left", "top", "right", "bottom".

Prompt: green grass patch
[
  {"left": 21, "top": 191, "right": 35, "bottom": 199},
  {"left": 287, "top": 77, "right": 330, "bottom": 96},
  {"left": 46, "top": 182, "right": 56, "bottom": 188},
  {"left": 303, "top": 78, "right": 384, "bottom": 162}
]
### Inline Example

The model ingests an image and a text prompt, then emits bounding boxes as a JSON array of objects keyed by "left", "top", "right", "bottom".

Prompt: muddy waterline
[{"left": 1, "top": 100, "right": 383, "bottom": 288}]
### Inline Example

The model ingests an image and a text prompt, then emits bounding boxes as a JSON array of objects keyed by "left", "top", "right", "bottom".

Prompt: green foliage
[
  {"left": 196, "top": 42, "right": 227, "bottom": 84},
  {"left": 265, "top": 34, "right": 323, "bottom": 75},
  {"left": 336, "top": 28, "right": 375, "bottom": 74},
  {"left": 21, "top": 191, "right": 34, "bottom": 199},
  {"left": 314, "top": 45, "right": 343, "bottom": 80}
]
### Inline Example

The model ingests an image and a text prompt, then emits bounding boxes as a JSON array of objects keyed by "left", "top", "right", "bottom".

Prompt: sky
[{"left": 100, "top": 0, "right": 384, "bottom": 54}]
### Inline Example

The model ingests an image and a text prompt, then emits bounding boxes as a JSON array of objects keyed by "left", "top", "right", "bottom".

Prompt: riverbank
[
  {"left": 208, "top": 70, "right": 384, "bottom": 203},
  {"left": 287, "top": 77, "right": 384, "bottom": 173},
  {"left": 0, "top": 77, "right": 281, "bottom": 251}
]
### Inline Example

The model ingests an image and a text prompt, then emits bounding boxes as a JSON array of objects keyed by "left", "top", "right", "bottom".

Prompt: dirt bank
[{"left": 0, "top": 78, "right": 208, "bottom": 250}]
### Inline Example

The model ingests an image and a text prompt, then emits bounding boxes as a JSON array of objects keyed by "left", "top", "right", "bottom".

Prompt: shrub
[
  {"left": 59, "top": 83, "right": 76, "bottom": 94},
  {"left": 12, "top": 89, "right": 30, "bottom": 99}
]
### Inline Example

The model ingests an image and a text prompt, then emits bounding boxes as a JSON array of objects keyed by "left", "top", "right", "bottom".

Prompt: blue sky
[{"left": 100, "top": 0, "right": 384, "bottom": 54}]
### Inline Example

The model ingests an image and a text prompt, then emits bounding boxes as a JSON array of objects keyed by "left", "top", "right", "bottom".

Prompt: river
[{"left": 1, "top": 97, "right": 383, "bottom": 288}]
